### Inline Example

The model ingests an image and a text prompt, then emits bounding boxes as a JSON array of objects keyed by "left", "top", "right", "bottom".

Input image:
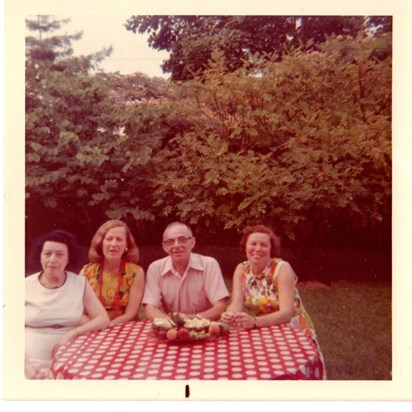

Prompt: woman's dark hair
[
  {"left": 240, "top": 224, "right": 281, "bottom": 258},
  {"left": 29, "top": 229, "right": 81, "bottom": 273}
]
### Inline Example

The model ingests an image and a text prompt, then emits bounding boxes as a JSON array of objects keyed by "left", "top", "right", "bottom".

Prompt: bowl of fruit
[{"left": 151, "top": 312, "right": 231, "bottom": 343}]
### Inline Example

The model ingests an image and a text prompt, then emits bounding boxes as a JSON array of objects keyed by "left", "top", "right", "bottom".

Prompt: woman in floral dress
[
  {"left": 80, "top": 220, "right": 145, "bottom": 326},
  {"left": 221, "top": 224, "right": 326, "bottom": 377}
]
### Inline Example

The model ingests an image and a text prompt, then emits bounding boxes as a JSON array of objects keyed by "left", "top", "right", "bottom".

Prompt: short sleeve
[
  {"left": 203, "top": 257, "right": 229, "bottom": 304},
  {"left": 141, "top": 261, "right": 163, "bottom": 309}
]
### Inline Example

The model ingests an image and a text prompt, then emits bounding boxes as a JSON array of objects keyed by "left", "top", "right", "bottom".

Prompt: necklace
[
  {"left": 40, "top": 272, "right": 67, "bottom": 289},
  {"left": 98, "top": 260, "right": 125, "bottom": 316}
]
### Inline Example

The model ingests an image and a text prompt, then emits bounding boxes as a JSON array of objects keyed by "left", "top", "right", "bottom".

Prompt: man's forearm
[
  {"left": 196, "top": 300, "right": 227, "bottom": 320},
  {"left": 144, "top": 304, "right": 167, "bottom": 320}
]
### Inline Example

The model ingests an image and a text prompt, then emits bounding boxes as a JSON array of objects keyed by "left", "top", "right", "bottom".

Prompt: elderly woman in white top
[{"left": 25, "top": 229, "right": 110, "bottom": 379}]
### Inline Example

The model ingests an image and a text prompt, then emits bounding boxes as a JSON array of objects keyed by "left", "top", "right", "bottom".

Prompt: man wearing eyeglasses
[{"left": 142, "top": 222, "right": 229, "bottom": 320}]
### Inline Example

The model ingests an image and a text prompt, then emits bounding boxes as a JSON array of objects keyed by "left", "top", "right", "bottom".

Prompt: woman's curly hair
[{"left": 240, "top": 224, "right": 281, "bottom": 258}]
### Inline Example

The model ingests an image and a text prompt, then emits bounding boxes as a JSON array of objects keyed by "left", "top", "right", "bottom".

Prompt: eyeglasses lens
[{"left": 164, "top": 237, "right": 191, "bottom": 246}]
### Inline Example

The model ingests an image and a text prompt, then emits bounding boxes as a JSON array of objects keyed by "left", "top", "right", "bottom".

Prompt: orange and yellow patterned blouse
[{"left": 81, "top": 261, "right": 141, "bottom": 320}]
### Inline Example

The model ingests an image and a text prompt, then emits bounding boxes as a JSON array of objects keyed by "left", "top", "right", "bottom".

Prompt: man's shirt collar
[{"left": 160, "top": 253, "right": 204, "bottom": 276}]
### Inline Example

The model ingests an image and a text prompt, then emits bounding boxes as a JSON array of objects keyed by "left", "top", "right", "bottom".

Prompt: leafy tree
[
  {"left": 25, "top": 15, "right": 392, "bottom": 265},
  {"left": 26, "top": 15, "right": 81, "bottom": 63},
  {"left": 97, "top": 72, "right": 171, "bottom": 104},
  {"left": 125, "top": 15, "right": 391, "bottom": 80},
  {"left": 145, "top": 34, "right": 391, "bottom": 253},
  {"left": 25, "top": 16, "right": 154, "bottom": 243}
]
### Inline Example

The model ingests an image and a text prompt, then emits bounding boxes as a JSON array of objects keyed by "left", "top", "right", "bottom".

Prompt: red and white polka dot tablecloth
[{"left": 50, "top": 321, "right": 324, "bottom": 380}]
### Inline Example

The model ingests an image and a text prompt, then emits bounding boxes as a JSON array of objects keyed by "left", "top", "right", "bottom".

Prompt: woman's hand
[
  {"left": 25, "top": 358, "right": 48, "bottom": 379},
  {"left": 233, "top": 312, "right": 257, "bottom": 329},
  {"left": 51, "top": 328, "right": 78, "bottom": 358},
  {"left": 221, "top": 311, "right": 236, "bottom": 325}
]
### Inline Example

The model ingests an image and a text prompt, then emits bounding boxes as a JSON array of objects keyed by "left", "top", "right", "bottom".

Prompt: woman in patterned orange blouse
[
  {"left": 80, "top": 220, "right": 145, "bottom": 326},
  {"left": 221, "top": 224, "right": 318, "bottom": 339}
]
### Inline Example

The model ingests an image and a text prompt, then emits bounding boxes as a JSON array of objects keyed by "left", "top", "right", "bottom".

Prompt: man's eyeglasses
[{"left": 163, "top": 236, "right": 193, "bottom": 247}]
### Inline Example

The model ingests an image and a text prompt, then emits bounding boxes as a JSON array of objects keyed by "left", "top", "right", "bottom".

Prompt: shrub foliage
[{"left": 25, "top": 17, "right": 391, "bottom": 255}]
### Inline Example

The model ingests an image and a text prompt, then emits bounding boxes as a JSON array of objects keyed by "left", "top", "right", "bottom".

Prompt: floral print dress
[
  {"left": 242, "top": 258, "right": 317, "bottom": 341},
  {"left": 81, "top": 261, "right": 141, "bottom": 320},
  {"left": 242, "top": 258, "right": 327, "bottom": 378}
]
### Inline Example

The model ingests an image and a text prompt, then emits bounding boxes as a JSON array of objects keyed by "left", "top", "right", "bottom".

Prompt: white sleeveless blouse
[{"left": 25, "top": 271, "right": 86, "bottom": 372}]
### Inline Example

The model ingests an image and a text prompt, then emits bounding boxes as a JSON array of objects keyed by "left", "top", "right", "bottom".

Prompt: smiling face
[
  {"left": 162, "top": 224, "right": 195, "bottom": 265},
  {"left": 245, "top": 232, "right": 272, "bottom": 270},
  {"left": 102, "top": 226, "right": 127, "bottom": 262},
  {"left": 41, "top": 241, "right": 69, "bottom": 276}
]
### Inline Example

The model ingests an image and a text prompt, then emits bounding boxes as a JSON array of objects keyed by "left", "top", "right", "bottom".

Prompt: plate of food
[{"left": 151, "top": 312, "right": 231, "bottom": 343}]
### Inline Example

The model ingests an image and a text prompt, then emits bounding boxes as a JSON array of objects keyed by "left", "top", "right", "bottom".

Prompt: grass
[{"left": 298, "top": 281, "right": 391, "bottom": 380}]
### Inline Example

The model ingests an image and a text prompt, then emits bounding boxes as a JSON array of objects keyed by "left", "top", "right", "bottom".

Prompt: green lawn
[{"left": 298, "top": 281, "right": 391, "bottom": 380}]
